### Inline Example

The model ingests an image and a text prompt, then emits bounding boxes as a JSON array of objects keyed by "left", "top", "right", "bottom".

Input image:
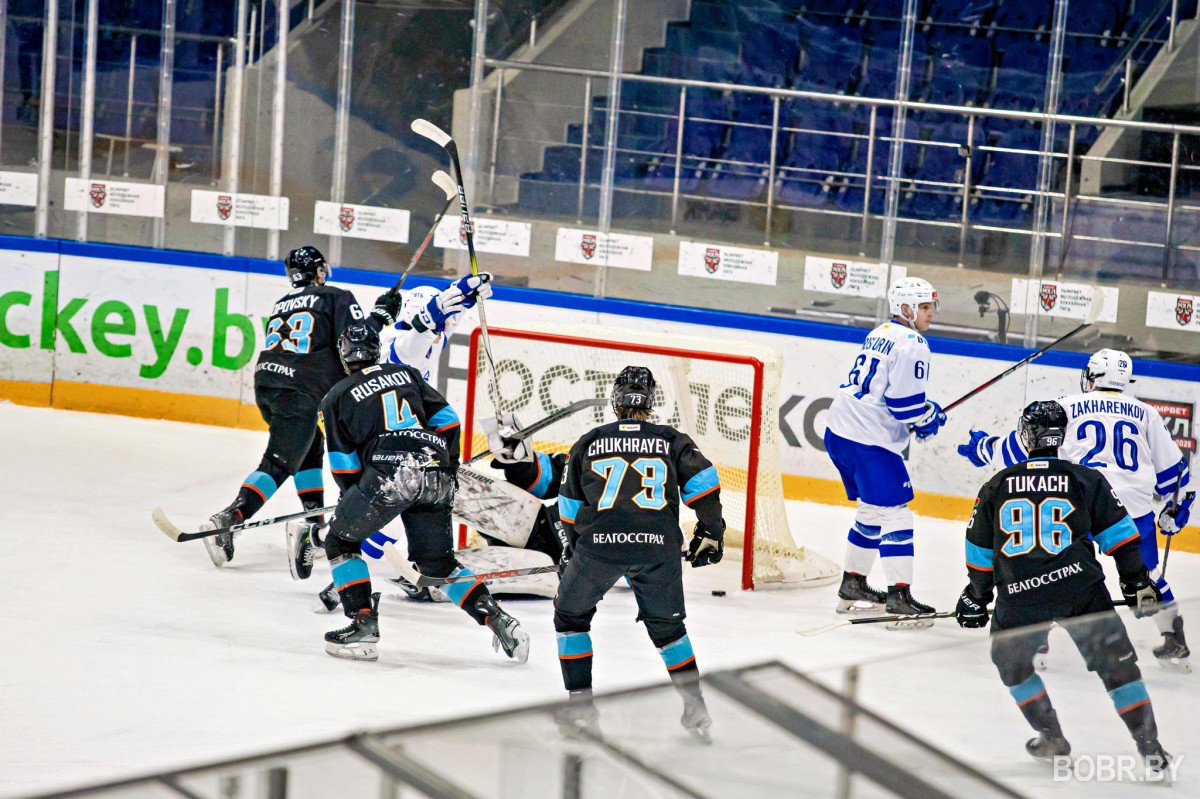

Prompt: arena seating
[{"left": 518, "top": 0, "right": 1193, "bottom": 228}]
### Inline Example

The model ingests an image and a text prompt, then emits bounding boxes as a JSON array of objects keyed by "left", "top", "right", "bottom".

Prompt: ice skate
[
  {"left": 324, "top": 593, "right": 380, "bottom": 661},
  {"left": 314, "top": 582, "right": 339, "bottom": 614},
  {"left": 1153, "top": 616, "right": 1191, "bottom": 674},
  {"left": 201, "top": 503, "right": 243, "bottom": 568},
  {"left": 476, "top": 595, "right": 530, "bottom": 663},
  {"left": 1138, "top": 739, "right": 1174, "bottom": 785},
  {"left": 1025, "top": 732, "right": 1071, "bottom": 763},
  {"left": 885, "top": 586, "right": 937, "bottom": 630},
  {"left": 836, "top": 572, "right": 887, "bottom": 614},
  {"left": 1033, "top": 640, "right": 1049, "bottom": 672},
  {"left": 680, "top": 694, "right": 713, "bottom": 745},
  {"left": 286, "top": 521, "right": 317, "bottom": 581},
  {"left": 554, "top": 689, "right": 601, "bottom": 741}
]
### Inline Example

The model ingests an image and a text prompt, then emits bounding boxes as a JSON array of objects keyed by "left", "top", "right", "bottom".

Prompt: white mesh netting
[{"left": 464, "top": 323, "right": 838, "bottom": 589}]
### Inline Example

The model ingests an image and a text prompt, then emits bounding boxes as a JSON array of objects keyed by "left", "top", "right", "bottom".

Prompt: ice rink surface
[{"left": 3, "top": 401, "right": 1198, "bottom": 798}]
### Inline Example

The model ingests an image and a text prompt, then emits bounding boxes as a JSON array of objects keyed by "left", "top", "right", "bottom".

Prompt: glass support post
[
  {"left": 1023, "top": 0, "right": 1068, "bottom": 347},
  {"left": 267, "top": 0, "right": 290, "bottom": 260},
  {"left": 329, "top": 0, "right": 354, "bottom": 267},
  {"left": 876, "top": 0, "right": 919, "bottom": 323},
  {"left": 764, "top": 95, "right": 780, "bottom": 245},
  {"left": 223, "top": 0, "right": 248, "bottom": 256},
  {"left": 35, "top": 0, "right": 59, "bottom": 238},
  {"left": 75, "top": 0, "right": 98, "bottom": 241},
  {"left": 153, "top": 0, "right": 177, "bottom": 249}
]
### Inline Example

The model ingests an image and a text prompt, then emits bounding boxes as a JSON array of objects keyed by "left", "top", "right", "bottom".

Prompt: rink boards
[{"left": 1, "top": 236, "right": 1198, "bottom": 536}]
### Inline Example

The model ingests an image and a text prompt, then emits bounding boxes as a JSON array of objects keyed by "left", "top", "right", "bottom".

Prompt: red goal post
[{"left": 461, "top": 324, "right": 838, "bottom": 590}]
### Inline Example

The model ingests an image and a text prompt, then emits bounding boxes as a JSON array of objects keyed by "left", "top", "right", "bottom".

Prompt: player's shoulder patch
[{"left": 1026, "top": 460, "right": 1049, "bottom": 469}]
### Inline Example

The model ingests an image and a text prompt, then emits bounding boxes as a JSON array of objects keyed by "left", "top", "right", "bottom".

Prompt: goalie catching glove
[
  {"left": 412, "top": 272, "right": 494, "bottom": 334},
  {"left": 480, "top": 414, "right": 532, "bottom": 464},
  {"left": 686, "top": 519, "right": 725, "bottom": 568}
]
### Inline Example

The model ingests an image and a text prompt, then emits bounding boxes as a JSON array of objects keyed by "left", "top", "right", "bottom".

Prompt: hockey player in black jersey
[
  {"left": 955, "top": 401, "right": 1172, "bottom": 776},
  {"left": 202, "top": 246, "right": 404, "bottom": 567},
  {"left": 316, "top": 323, "right": 529, "bottom": 662},
  {"left": 554, "top": 366, "right": 725, "bottom": 742}
]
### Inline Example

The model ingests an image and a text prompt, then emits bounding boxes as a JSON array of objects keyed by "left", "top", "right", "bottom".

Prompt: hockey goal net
[{"left": 462, "top": 324, "right": 839, "bottom": 590}]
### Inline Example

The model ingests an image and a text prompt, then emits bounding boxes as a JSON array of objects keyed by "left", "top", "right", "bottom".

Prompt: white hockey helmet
[
  {"left": 400, "top": 285, "right": 440, "bottom": 324},
  {"left": 1080, "top": 348, "right": 1134, "bottom": 393},
  {"left": 888, "top": 277, "right": 938, "bottom": 318}
]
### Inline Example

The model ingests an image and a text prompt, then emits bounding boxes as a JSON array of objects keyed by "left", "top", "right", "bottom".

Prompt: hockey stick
[
  {"left": 942, "top": 292, "right": 1103, "bottom": 414},
  {"left": 150, "top": 504, "right": 336, "bottom": 543},
  {"left": 386, "top": 170, "right": 458, "bottom": 296},
  {"left": 796, "top": 611, "right": 956, "bottom": 637},
  {"left": 380, "top": 541, "right": 557, "bottom": 588},
  {"left": 410, "top": 118, "right": 503, "bottom": 413},
  {"left": 416, "top": 564, "right": 558, "bottom": 588},
  {"left": 464, "top": 398, "right": 607, "bottom": 466},
  {"left": 1161, "top": 450, "right": 1193, "bottom": 580}
]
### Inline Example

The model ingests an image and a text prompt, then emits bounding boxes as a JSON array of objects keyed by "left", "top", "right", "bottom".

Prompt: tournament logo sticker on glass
[
  {"left": 1039, "top": 283, "right": 1058, "bottom": 311},
  {"left": 704, "top": 247, "right": 721, "bottom": 274},
  {"left": 89, "top": 183, "right": 106, "bottom": 208}
]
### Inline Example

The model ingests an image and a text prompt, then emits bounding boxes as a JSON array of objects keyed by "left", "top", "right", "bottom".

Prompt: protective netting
[{"left": 464, "top": 324, "right": 838, "bottom": 589}]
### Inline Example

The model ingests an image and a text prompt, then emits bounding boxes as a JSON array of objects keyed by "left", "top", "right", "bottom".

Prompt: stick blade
[
  {"left": 411, "top": 118, "right": 452, "bottom": 148},
  {"left": 795, "top": 620, "right": 849, "bottom": 637},
  {"left": 151, "top": 507, "right": 185, "bottom": 542},
  {"left": 431, "top": 170, "right": 457, "bottom": 200}
]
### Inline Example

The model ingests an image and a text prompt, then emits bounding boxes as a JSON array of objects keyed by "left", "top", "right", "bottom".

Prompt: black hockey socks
[
  {"left": 557, "top": 631, "right": 594, "bottom": 692},
  {"left": 330, "top": 554, "right": 373, "bottom": 617},
  {"left": 1107, "top": 679, "right": 1158, "bottom": 744},
  {"left": 1007, "top": 673, "right": 1063, "bottom": 737}
]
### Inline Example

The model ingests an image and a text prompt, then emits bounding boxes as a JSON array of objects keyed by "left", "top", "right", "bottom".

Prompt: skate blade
[
  {"left": 1156, "top": 657, "right": 1191, "bottom": 675},
  {"left": 1032, "top": 653, "right": 1049, "bottom": 672},
  {"left": 836, "top": 599, "right": 885, "bottom": 614},
  {"left": 685, "top": 725, "right": 713, "bottom": 745},
  {"left": 493, "top": 629, "right": 531, "bottom": 664},
  {"left": 203, "top": 536, "right": 229, "bottom": 568},
  {"left": 884, "top": 618, "right": 936, "bottom": 631},
  {"left": 324, "top": 641, "right": 379, "bottom": 661}
]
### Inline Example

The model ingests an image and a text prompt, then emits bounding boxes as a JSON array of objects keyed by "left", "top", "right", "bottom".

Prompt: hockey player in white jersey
[
  {"left": 958, "top": 348, "right": 1193, "bottom": 671},
  {"left": 378, "top": 273, "right": 493, "bottom": 383},
  {"left": 824, "top": 277, "right": 947, "bottom": 617}
]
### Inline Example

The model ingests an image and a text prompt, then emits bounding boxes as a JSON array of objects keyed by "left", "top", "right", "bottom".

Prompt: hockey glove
[
  {"left": 1158, "top": 491, "right": 1194, "bottom": 535},
  {"left": 957, "top": 429, "right": 998, "bottom": 467},
  {"left": 1120, "top": 571, "right": 1162, "bottom": 618},
  {"left": 456, "top": 272, "right": 494, "bottom": 310},
  {"left": 911, "top": 401, "right": 947, "bottom": 440},
  {"left": 686, "top": 519, "right": 725, "bottom": 568},
  {"left": 955, "top": 585, "right": 991, "bottom": 629},
  {"left": 480, "top": 414, "right": 532, "bottom": 464},
  {"left": 371, "top": 290, "right": 403, "bottom": 327}
]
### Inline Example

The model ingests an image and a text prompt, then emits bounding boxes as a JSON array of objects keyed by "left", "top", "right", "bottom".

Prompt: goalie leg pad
[{"left": 453, "top": 467, "right": 541, "bottom": 548}]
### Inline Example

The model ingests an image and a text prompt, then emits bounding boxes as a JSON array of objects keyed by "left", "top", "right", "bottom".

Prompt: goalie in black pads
[
  {"left": 955, "top": 401, "right": 1172, "bottom": 776},
  {"left": 554, "top": 366, "right": 725, "bottom": 742},
  {"left": 315, "top": 323, "right": 529, "bottom": 663},
  {"left": 202, "top": 245, "right": 404, "bottom": 567}
]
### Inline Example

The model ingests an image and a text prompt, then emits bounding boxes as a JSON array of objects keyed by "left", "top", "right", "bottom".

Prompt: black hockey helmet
[
  {"left": 611, "top": 365, "right": 656, "bottom": 417},
  {"left": 285, "top": 246, "right": 329, "bottom": 288},
  {"left": 1018, "top": 400, "right": 1067, "bottom": 455},
  {"left": 337, "top": 323, "right": 381, "bottom": 373}
]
